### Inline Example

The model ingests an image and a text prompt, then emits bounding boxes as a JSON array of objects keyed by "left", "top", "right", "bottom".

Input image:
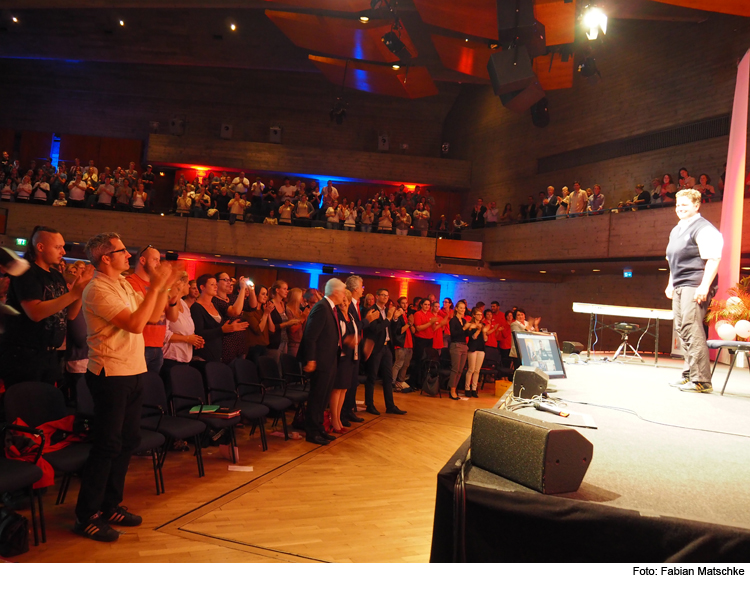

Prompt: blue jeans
[{"left": 145, "top": 347, "right": 164, "bottom": 374}]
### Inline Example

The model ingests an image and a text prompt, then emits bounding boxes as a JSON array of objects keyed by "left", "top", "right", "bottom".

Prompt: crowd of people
[
  {"left": 0, "top": 225, "right": 545, "bottom": 542},
  {"left": 470, "top": 166, "right": 726, "bottom": 227}
]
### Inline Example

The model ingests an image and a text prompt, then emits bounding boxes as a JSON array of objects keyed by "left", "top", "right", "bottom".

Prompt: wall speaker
[
  {"left": 165, "top": 251, "right": 179, "bottom": 261},
  {"left": 487, "top": 47, "right": 537, "bottom": 96},
  {"left": 512, "top": 365, "right": 548, "bottom": 399},
  {"left": 378, "top": 134, "right": 389, "bottom": 152},
  {"left": 499, "top": 80, "right": 545, "bottom": 114},
  {"left": 169, "top": 117, "right": 185, "bottom": 136},
  {"left": 471, "top": 408, "right": 593, "bottom": 494},
  {"left": 562, "top": 341, "right": 584, "bottom": 355},
  {"left": 530, "top": 97, "right": 550, "bottom": 128},
  {"left": 270, "top": 126, "right": 282, "bottom": 144},
  {"left": 220, "top": 123, "right": 233, "bottom": 139},
  {"left": 322, "top": 265, "right": 334, "bottom": 274}
]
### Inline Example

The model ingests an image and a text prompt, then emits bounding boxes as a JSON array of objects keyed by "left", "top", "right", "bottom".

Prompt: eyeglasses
[
  {"left": 104, "top": 248, "right": 128, "bottom": 257},
  {"left": 218, "top": 278, "right": 230, "bottom": 282},
  {"left": 138, "top": 244, "right": 153, "bottom": 258}
]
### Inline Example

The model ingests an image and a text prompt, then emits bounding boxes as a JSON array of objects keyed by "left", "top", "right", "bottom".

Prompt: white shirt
[
  {"left": 163, "top": 300, "right": 196, "bottom": 363},
  {"left": 231, "top": 177, "right": 250, "bottom": 194},
  {"left": 673, "top": 213, "right": 724, "bottom": 260}
]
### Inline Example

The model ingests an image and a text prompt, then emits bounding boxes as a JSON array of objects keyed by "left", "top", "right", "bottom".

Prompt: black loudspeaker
[
  {"left": 562, "top": 341, "right": 584, "bottom": 355},
  {"left": 322, "top": 265, "right": 334, "bottom": 274},
  {"left": 165, "top": 251, "right": 179, "bottom": 261},
  {"left": 487, "top": 47, "right": 537, "bottom": 96},
  {"left": 471, "top": 408, "right": 593, "bottom": 494},
  {"left": 512, "top": 365, "right": 548, "bottom": 399},
  {"left": 500, "top": 80, "right": 545, "bottom": 114}
]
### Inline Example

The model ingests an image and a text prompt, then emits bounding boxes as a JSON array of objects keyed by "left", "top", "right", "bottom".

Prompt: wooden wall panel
[
  {"left": 59, "top": 135, "right": 102, "bottom": 165},
  {"left": 19, "top": 130, "right": 53, "bottom": 170},
  {"left": 98, "top": 137, "right": 144, "bottom": 171},
  {"left": 0, "top": 129, "right": 16, "bottom": 156}
]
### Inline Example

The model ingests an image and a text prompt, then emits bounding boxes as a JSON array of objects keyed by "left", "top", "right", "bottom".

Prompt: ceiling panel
[
  {"left": 431, "top": 35, "right": 499, "bottom": 80},
  {"left": 650, "top": 0, "right": 750, "bottom": 17},
  {"left": 533, "top": 52, "right": 575, "bottom": 89},
  {"left": 412, "top": 0, "right": 497, "bottom": 41},
  {"left": 534, "top": 0, "right": 577, "bottom": 46},
  {"left": 262, "top": 0, "right": 371, "bottom": 11},
  {"left": 309, "top": 55, "right": 438, "bottom": 99},
  {"left": 266, "top": 10, "right": 418, "bottom": 63}
]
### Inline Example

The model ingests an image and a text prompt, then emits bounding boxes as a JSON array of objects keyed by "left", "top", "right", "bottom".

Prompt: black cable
[{"left": 558, "top": 397, "right": 750, "bottom": 439}]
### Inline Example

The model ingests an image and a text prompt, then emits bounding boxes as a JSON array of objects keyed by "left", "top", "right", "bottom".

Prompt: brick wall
[{"left": 442, "top": 15, "right": 750, "bottom": 215}]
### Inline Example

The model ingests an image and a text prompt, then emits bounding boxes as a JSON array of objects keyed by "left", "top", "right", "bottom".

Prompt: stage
[{"left": 431, "top": 355, "right": 750, "bottom": 562}]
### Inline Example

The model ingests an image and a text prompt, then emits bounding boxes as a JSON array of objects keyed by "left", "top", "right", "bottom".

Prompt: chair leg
[
  {"left": 27, "top": 486, "right": 39, "bottom": 546},
  {"left": 57, "top": 473, "right": 71, "bottom": 505},
  {"left": 721, "top": 350, "right": 737, "bottom": 396},
  {"left": 258, "top": 419, "right": 268, "bottom": 451},
  {"left": 230, "top": 428, "right": 238, "bottom": 464},
  {"left": 150, "top": 449, "right": 161, "bottom": 495},
  {"left": 193, "top": 435, "right": 204, "bottom": 477},
  {"left": 37, "top": 488, "right": 46, "bottom": 544},
  {"left": 280, "top": 412, "right": 289, "bottom": 441}
]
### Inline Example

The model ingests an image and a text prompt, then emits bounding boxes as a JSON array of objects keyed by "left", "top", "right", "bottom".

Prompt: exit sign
[
  {"left": 623, "top": 267, "right": 633, "bottom": 278},
  {"left": 15, "top": 237, "right": 27, "bottom": 247}
]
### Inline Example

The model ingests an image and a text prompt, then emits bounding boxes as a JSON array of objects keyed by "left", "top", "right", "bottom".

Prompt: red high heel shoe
[{"left": 332, "top": 427, "right": 349, "bottom": 434}]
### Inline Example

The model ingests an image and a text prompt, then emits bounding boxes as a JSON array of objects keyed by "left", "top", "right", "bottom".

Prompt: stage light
[
  {"left": 583, "top": 6, "right": 607, "bottom": 40},
  {"left": 539, "top": 271, "right": 547, "bottom": 274},
  {"left": 392, "top": 64, "right": 400, "bottom": 70},
  {"left": 382, "top": 30, "right": 412, "bottom": 61},
  {"left": 658, "top": 268, "right": 668, "bottom": 271},
  {"left": 578, "top": 56, "right": 601, "bottom": 79},
  {"left": 119, "top": 20, "right": 125, "bottom": 27},
  {"left": 359, "top": 16, "right": 370, "bottom": 23},
  {"left": 230, "top": 23, "right": 236, "bottom": 31},
  {"left": 12, "top": 16, "right": 18, "bottom": 23},
  {"left": 592, "top": 269, "right": 600, "bottom": 272}
]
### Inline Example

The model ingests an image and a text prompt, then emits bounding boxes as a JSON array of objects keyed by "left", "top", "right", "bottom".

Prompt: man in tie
[
  {"left": 299, "top": 278, "right": 347, "bottom": 445},
  {"left": 363, "top": 288, "right": 407, "bottom": 415},
  {"left": 341, "top": 275, "right": 366, "bottom": 426}
]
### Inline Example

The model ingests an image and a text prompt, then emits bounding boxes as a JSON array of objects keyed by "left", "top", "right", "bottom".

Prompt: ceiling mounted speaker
[
  {"left": 487, "top": 47, "right": 537, "bottom": 96},
  {"left": 500, "top": 80, "right": 545, "bottom": 114},
  {"left": 497, "top": 0, "right": 535, "bottom": 32}
]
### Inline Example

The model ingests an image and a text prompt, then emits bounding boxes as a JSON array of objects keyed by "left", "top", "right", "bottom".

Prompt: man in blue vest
[{"left": 665, "top": 189, "right": 723, "bottom": 393}]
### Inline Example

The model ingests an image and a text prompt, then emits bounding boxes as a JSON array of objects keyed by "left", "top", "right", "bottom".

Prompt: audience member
[{"left": 464, "top": 307, "right": 489, "bottom": 398}]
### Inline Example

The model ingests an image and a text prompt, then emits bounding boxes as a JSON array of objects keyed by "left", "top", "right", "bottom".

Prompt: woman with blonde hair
[
  {"left": 285, "top": 287, "right": 308, "bottom": 357},
  {"left": 331, "top": 289, "right": 358, "bottom": 433}
]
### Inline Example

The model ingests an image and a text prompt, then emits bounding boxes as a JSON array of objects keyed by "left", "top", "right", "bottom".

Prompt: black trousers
[
  {"left": 365, "top": 346, "right": 396, "bottom": 410},
  {"left": 306, "top": 362, "right": 337, "bottom": 436},
  {"left": 409, "top": 336, "right": 433, "bottom": 388},
  {"left": 75, "top": 370, "right": 144, "bottom": 521}
]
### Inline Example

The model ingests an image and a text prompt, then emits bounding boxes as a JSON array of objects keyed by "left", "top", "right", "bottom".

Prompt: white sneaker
[{"left": 398, "top": 382, "right": 410, "bottom": 390}]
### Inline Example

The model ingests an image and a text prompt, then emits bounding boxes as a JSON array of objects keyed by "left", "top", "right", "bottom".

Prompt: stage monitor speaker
[
  {"left": 562, "top": 341, "right": 584, "bottom": 355},
  {"left": 487, "top": 47, "right": 537, "bottom": 96},
  {"left": 513, "top": 365, "right": 548, "bottom": 399},
  {"left": 500, "top": 80, "right": 545, "bottom": 113},
  {"left": 471, "top": 408, "right": 593, "bottom": 494}
]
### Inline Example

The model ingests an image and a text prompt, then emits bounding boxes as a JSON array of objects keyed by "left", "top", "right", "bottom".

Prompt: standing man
[
  {"left": 391, "top": 296, "right": 414, "bottom": 393},
  {"left": 665, "top": 188, "right": 723, "bottom": 393},
  {"left": 342, "top": 275, "right": 365, "bottom": 426},
  {"left": 140, "top": 165, "right": 155, "bottom": 212},
  {"left": 363, "top": 288, "right": 407, "bottom": 415},
  {"left": 74, "top": 232, "right": 176, "bottom": 541},
  {"left": 125, "top": 246, "right": 181, "bottom": 373},
  {"left": 0, "top": 226, "right": 93, "bottom": 388},
  {"left": 568, "top": 181, "right": 588, "bottom": 217},
  {"left": 299, "top": 278, "right": 346, "bottom": 445}
]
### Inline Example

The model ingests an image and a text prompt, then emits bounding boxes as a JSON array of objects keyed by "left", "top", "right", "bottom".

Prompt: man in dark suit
[
  {"left": 363, "top": 288, "right": 406, "bottom": 416},
  {"left": 298, "top": 278, "right": 346, "bottom": 445},
  {"left": 341, "top": 275, "right": 366, "bottom": 427}
]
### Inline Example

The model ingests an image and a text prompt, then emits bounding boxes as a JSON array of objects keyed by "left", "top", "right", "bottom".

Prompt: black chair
[
  {"left": 279, "top": 354, "right": 310, "bottom": 397},
  {"left": 0, "top": 424, "right": 46, "bottom": 545},
  {"left": 140, "top": 371, "right": 207, "bottom": 478},
  {"left": 437, "top": 348, "right": 455, "bottom": 394},
  {"left": 170, "top": 365, "right": 241, "bottom": 464},
  {"left": 4, "top": 382, "right": 92, "bottom": 505},
  {"left": 420, "top": 349, "right": 443, "bottom": 398},
  {"left": 478, "top": 347, "right": 501, "bottom": 392},
  {"left": 261, "top": 355, "right": 309, "bottom": 426},
  {"left": 76, "top": 379, "right": 166, "bottom": 495},
  {"left": 231, "top": 358, "right": 293, "bottom": 440},
  {"left": 204, "top": 362, "right": 271, "bottom": 451}
]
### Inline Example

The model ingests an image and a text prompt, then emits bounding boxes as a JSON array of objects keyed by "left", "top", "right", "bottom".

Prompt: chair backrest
[
  {"left": 141, "top": 371, "right": 169, "bottom": 414},
  {"left": 483, "top": 347, "right": 501, "bottom": 368},
  {"left": 231, "top": 358, "right": 262, "bottom": 396},
  {"left": 205, "top": 361, "right": 237, "bottom": 404},
  {"left": 76, "top": 379, "right": 95, "bottom": 419},
  {"left": 257, "top": 355, "right": 281, "bottom": 381},
  {"left": 280, "top": 354, "right": 301, "bottom": 377},
  {"left": 4, "top": 382, "right": 69, "bottom": 427},
  {"left": 170, "top": 365, "right": 208, "bottom": 412}
]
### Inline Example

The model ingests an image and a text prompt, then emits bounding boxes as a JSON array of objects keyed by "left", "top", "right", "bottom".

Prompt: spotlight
[
  {"left": 230, "top": 23, "right": 236, "bottom": 31},
  {"left": 12, "top": 16, "right": 18, "bottom": 23},
  {"left": 583, "top": 6, "right": 607, "bottom": 40},
  {"left": 392, "top": 64, "right": 400, "bottom": 70},
  {"left": 359, "top": 16, "right": 370, "bottom": 23},
  {"left": 577, "top": 56, "right": 601, "bottom": 79},
  {"left": 382, "top": 31, "right": 411, "bottom": 61},
  {"left": 119, "top": 20, "right": 125, "bottom": 26},
  {"left": 330, "top": 97, "right": 347, "bottom": 125}
]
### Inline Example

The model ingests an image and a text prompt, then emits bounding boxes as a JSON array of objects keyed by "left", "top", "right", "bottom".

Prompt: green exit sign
[{"left": 15, "top": 238, "right": 27, "bottom": 247}]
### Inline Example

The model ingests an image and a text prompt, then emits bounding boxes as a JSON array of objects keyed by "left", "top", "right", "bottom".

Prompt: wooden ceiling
[{"left": 0, "top": 1, "right": 740, "bottom": 100}]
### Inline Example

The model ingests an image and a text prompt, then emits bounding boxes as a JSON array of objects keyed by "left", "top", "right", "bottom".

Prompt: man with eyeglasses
[
  {"left": 0, "top": 225, "right": 94, "bottom": 388},
  {"left": 125, "top": 245, "right": 181, "bottom": 373},
  {"left": 73, "top": 232, "right": 177, "bottom": 542}
]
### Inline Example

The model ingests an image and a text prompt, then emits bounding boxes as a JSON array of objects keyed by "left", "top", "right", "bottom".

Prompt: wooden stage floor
[{"left": 15, "top": 383, "right": 500, "bottom": 563}]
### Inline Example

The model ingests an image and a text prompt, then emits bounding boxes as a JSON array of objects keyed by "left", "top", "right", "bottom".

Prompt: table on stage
[{"left": 572, "top": 302, "right": 674, "bottom": 365}]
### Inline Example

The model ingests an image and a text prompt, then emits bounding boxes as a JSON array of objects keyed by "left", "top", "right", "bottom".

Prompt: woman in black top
[
  {"left": 330, "top": 290, "right": 358, "bottom": 433},
  {"left": 464, "top": 307, "right": 489, "bottom": 398},
  {"left": 448, "top": 300, "right": 471, "bottom": 400}
]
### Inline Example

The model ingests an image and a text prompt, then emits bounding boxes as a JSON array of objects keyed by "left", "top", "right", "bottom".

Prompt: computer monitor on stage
[{"left": 512, "top": 331, "right": 567, "bottom": 379}]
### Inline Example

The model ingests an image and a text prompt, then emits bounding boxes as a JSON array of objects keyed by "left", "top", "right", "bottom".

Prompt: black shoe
[
  {"left": 386, "top": 407, "right": 407, "bottom": 415},
  {"left": 320, "top": 432, "right": 336, "bottom": 441},
  {"left": 472, "top": 390, "right": 479, "bottom": 398},
  {"left": 449, "top": 393, "right": 460, "bottom": 400},
  {"left": 347, "top": 413, "right": 365, "bottom": 423},
  {"left": 103, "top": 505, "right": 142, "bottom": 527},
  {"left": 366, "top": 406, "right": 381, "bottom": 415},
  {"left": 669, "top": 376, "right": 690, "bottom": 388},
  {"left": 306, "top": 435, "right": 330, "bottom": 445},
  {"left": 340, "top": 417, "right": 351, "bottom": 428},
  {"left": 73, "top": 513, "right": 120, "bottom": 542}
]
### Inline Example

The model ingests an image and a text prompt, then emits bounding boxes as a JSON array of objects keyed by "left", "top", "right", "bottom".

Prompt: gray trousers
[
  {"left": 673, "top": 285, "right": 713, "bottom": 383},
  {"left": 392, "top": 347, "right": 413, "bottom": 383},
  {"left": 449, "top": 342, "right": 468, "bottom": 389}
]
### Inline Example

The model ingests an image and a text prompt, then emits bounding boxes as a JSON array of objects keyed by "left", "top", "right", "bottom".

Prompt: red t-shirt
[
  {"left": 484, "top": 318, "right": 498, "bottom": 348},
  {"left": 125, "top": 272, "right": 167, "bottom": 348},
  {"left": 433, "top": 309, "right": 449, "bottom": 349},
  {"left": 413, "top": 310, "right": 435, "bottom": 339},
  {"left": 497, "top": 315, "right": 512, "bottom": 349}
]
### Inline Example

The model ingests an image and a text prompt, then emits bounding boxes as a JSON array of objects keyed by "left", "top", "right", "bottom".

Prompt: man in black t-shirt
[{"left": 0, "top": 226, "right": 93, "bottom": 388}]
